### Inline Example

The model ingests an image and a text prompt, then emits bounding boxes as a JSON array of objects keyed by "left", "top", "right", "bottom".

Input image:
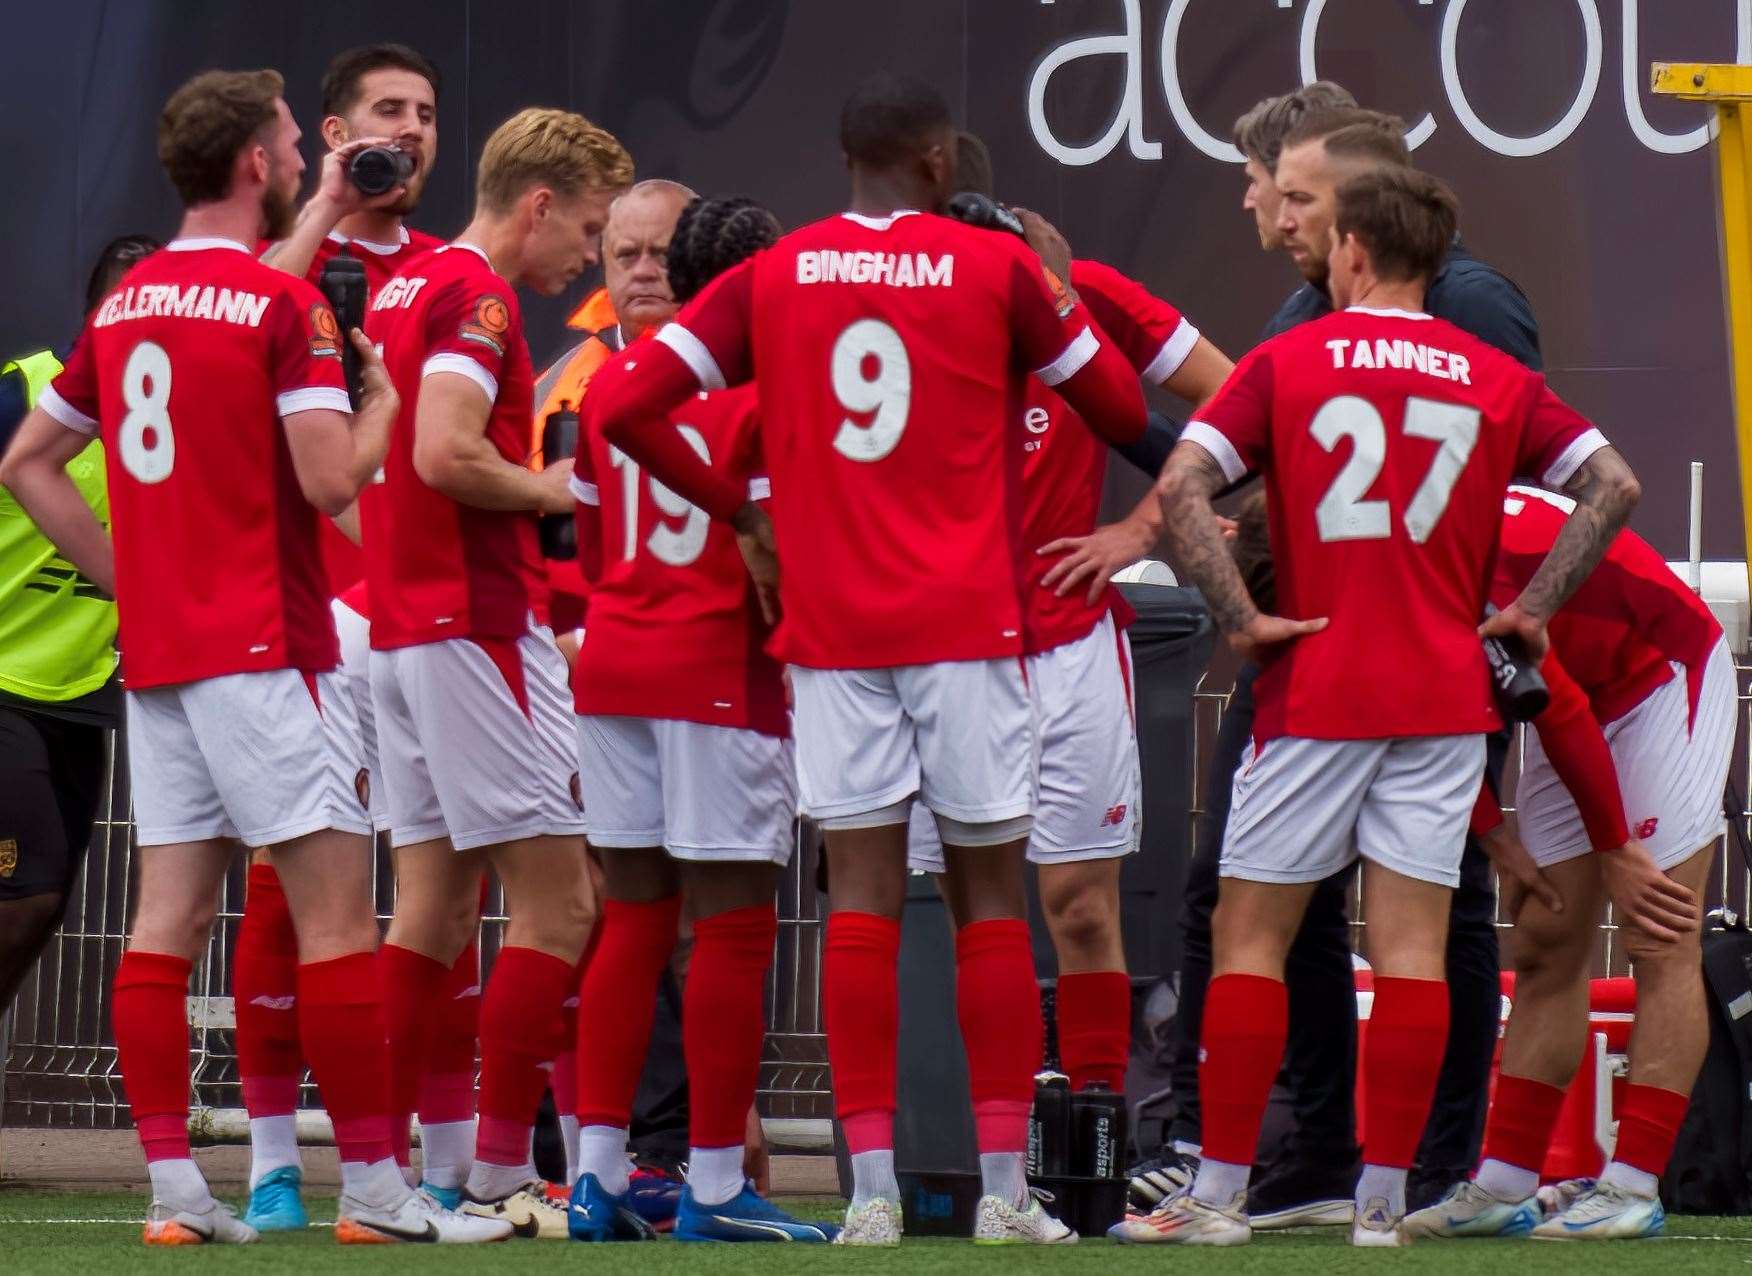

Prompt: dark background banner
[{"left": 3, "top": 0, "right": 1742, "bottom": 554}]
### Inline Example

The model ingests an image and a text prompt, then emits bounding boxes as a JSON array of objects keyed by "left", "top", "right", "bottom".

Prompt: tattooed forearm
[
  {"left": 1519, "top": 446, "right": 1641, "bottom": 620},
  {"left": 1157, "top": 441, "right": 1258, "bottom": 634}
]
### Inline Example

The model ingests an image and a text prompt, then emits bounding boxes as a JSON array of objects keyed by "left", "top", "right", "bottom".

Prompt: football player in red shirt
[
  {"left": 588, "top": 74, "right": 1147, "bottom": 1245},
  {"left": 362, "top": 107, "right": 631, "bottom": 1239},
  {"left": 1405, "top": 486, "right": 1717, "bottom": 1240},
  {"left": 233, "top": 43, "right": 466, "bottom": 1230},
  {"left": 906, "top": 134, "right": 1235, "bottom": 1103},
  {"left": 1120, "top": 167, "right": 1641, "bottom": 1247},
  {"left": 566, "top": 187, "right": 829, "bottom": 1242},
  {"left": 0, "top": 70, "right": 506, "bottom": 1246}
]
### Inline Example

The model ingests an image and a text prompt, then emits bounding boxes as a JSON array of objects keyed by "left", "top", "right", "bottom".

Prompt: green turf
[{"left": 0, "top": 1187, "right": 1747, "bottom": 1272}]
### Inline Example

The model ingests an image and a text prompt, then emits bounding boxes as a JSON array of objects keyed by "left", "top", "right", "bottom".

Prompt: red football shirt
[
  {"left": 301, "top": 228, "right": 445, "bottom": 597},
  {"left": 654, "top": 210, "right": 1111, "bottom": 669},
  {"left": 1186, "top": 307, "right": 1605, "bottom": 742},
  {"left": 570, "top": 354, "right": 786, "bottom": 736},
  {"left": 362, "top": 241, "right": 542, "bottom": 650},
  {"left": 1494, "top": 486, "right": 1721, "bottom": 726},
  {"left": 40, "top": 237, "right": 350, "bottom": 688},
  {"left": 1022, "top": 260, "right": 1199, "bottom": 653}
]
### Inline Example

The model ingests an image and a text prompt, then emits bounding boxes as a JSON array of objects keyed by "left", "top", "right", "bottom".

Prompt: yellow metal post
[{"left": 1654, "top": 63, "right": 1752, "bottom": 600}]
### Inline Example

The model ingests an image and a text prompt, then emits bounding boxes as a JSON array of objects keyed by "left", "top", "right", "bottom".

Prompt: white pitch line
[{"left": 3, "top": 1218, "right": 336, "bottom": 1227}]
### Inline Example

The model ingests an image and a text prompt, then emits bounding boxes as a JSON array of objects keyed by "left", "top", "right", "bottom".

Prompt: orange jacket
[{"left": 529, "top": 287, "right": 621, "bottom": 468}]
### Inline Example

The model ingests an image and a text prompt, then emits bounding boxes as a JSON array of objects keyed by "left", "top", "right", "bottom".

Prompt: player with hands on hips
[{"left": 1118, "top": 165, "right": 1636, "bottom": 1249}]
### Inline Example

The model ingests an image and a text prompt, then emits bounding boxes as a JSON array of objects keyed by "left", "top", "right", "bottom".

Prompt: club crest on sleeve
[
  {"left": 460, "top": 295, "right": 510, "bottom": 356},
  {"left": 308, "top": 304, "right": 341, "bottom": 360}
]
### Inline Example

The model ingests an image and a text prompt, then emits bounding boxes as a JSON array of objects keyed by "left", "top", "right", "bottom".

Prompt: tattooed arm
[
  {"left": 1156, "top": 439, "right": 1327, "bottom": 658},
  {"left": 1480, "top": 446, "right": 1640, "bottom": 661}
]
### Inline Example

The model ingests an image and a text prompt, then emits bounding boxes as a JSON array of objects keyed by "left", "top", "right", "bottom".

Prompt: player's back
[
  {"left": 744, "top": 210, "right": 1054, "bottom": 669},
  {"left": 573, "top": 369, "right": 784, "bottom": 734},
  {"left": 1018, "top": 259, "right": 1195, "bottom": 652},
  {"left": 363, "top": 242, "right": 541, "bottom": 650},
  {"left": 1495, "top": 485, "right": 1721, "bottom": 723},
  {"left": 48, "top": 239, "right": 347, "bottom": 688},
  {"left": 1195, "top": 307, "right": 1599, "bottom": 740}
]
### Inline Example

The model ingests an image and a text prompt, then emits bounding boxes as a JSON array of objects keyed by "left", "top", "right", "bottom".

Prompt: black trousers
[
  {"left": 0, "top": 704, "right": 107, "bottom": 903},
  {"left": 1166, "top": 666, "right": 1502, "bottom": 1176}
]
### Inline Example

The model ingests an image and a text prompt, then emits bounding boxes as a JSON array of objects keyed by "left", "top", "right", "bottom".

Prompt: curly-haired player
[{"left": 566, "top": 189, "right": 830, "bottom": 1242}]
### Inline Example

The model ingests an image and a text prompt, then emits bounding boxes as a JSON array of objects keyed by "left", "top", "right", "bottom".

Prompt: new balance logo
[
  {"left": 1636, "top": 817, "right": 1659, "bottom": 839},
  {"left": 249, "top": 995, "right": 296, "bottom": 1011},
  {"left": 1100, "top": 804, "right": 1128, "bottom": 828}
]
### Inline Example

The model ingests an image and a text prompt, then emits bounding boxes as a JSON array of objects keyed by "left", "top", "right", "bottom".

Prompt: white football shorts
[
  {"left": 789, "top": 657, "right": 1038, "bottom": 833},
  {"left": 908, "top": 614, "right": 1138, "bottom": 871},
  {"left": 371, "top": 624, "right": 588, "bottom": 851},
  {"left": 330, "top": 595, "right": 386, "bottom": 831},
  {"left": 1220, "top": 733, "right": 1486, "bottom": 888},
  {"left": 127, "top": 668, "right": 372, "bottom": 848},
  {"left": 575, "top": 716, "right": 796, "bottom": 864},
  {"left": 1518, "top": 637, "right": 1735, "bottom": 871}
]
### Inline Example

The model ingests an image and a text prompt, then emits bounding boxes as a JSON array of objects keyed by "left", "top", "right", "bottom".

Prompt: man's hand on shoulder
[{"left": 1009, "top": 207, "right": 1076, "bottom": 304}]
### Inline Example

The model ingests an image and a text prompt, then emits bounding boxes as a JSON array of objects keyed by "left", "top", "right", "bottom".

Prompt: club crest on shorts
[
  {"left": 355, "top": 768, "right": 371, "bottom": 810},
  {"left": 0, "top": 838, "right": 16, "bottom": 877}
]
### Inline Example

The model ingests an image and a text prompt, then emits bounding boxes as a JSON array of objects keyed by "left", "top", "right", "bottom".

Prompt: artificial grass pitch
[{"left": 0, "top": 1187, "right": 1748, "bottom": 1272}]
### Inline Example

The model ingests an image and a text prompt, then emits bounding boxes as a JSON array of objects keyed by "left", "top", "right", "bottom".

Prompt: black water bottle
[
  {"left": 349, "top": 144, "right": 414, "bottom": 197},
  {"left": 945, "top": 191, "right": 1027, "bottom": 239},
  {"left": 539, "top": 406, "right": 579, "bottom": 561},
  {"left": 1026, "top": 1072, "right": 1071, "bottom": 1177},
  {"left": 1481, "top": 604, "right": 1550, "bottom": 721},
  {"left": 1070, "top": 1088, "right": 1128, "bottom": 1179},
  {"left": 318, "top": 252, "right": 368, "bottom": 408}
]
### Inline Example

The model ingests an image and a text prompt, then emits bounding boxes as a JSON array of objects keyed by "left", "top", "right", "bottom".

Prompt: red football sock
[
  {"left": 548, "top": 947, "right": 589, "bottom": 1116},
  {"left": 956, "top": 919, "right": 1042, "bottom": 1155},
  {"left": 1362, "top": 976, "right": 1450, "bottom": 1169},
  {"left": 574, "top": 895, "right": 682, "bottom": 1129},
  {"left": 379, "top": 943, "right": 451, "bottom": 1165},
  {"left": 1056, "top": 969, "right": 1131, "bottom": 1092},
  {"left": 1481, "top": 1072, "right": 1566, "bottom": 1174},
  {"left": 1611, "top": 1082, "right": 1691, "bottom": 1177},
  {"left": 234, "top": 864, "right": 304, "bottom": 1120},
  {"left": 824, "top": 911, "right": 900, "bottom": 1154},
  {"left": 685, "top": 903, "right": 778, "bottom": 1148},
  {"left": 1198, "top": 973, "right": 1289, "bottom": 1167},
  {"left": 113, "top": 950, "right": 194, "bottom": 1163},
  {"left": 418, "top": 940, "right": 481, "bottom": 1127},
  {"left": 476, "top": 946, "right": 575, "bottom": 1166},
  {"left": 299, "top": 952, "right": 394, "bottom": 1166}
]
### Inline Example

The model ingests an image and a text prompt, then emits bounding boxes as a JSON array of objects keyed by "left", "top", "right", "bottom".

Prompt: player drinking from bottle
[{"left": 236, "top": 42, "right": 471, "bottom": 1229}]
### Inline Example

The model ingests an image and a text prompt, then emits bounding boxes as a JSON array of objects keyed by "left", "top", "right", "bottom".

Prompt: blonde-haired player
[{"left": 363, "top": 106, "right": 631, "bottom": 1238}]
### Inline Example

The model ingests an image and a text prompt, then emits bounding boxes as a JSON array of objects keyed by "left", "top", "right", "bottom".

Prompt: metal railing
[
  {"left": 1, "top": 727, "right": 831, "bottom": 1129},
  {"left": 7, "top": 661, "right": 1744, "bottom": 1132}
]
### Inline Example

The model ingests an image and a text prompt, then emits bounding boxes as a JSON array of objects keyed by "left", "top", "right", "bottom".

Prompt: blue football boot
[
  {"left": 242, "top": 1165, "right": 307, "bottom": 1232},
  {"left": 568, "top": 1172, "right": 658, "bottom": 1242},
  {"left": 674, "top": 1182, "right": 838, "bottom": 1242}
]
